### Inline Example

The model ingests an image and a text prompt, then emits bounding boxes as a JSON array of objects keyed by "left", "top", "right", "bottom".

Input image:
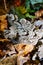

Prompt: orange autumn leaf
[{"left": 0, "top": 15, "right": 7, "bottom": 31}]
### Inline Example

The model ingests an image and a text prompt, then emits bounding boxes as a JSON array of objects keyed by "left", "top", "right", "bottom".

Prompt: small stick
[{"left": 4, "top": 0, "right": 7, "bottom": 11}]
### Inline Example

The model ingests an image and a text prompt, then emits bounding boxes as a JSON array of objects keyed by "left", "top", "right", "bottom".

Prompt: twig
[{"left": 4, "top": 0, "right": 7, "bottom": 11}]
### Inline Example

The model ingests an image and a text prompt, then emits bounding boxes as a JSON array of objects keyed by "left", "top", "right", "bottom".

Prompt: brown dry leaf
[
  {"left": 0, "top": 15, "right": 6, "bottom": 21},
  {"left": 0, "top": 15, "right": 7, "bottom": 31},
  {"left": 14, "top": 43, "right": 26, "bottom": 52},
  {"left": 0, "top": 43, "right": 37, "bottom": 65},
  {"left": 17, "top": 55, "right": 30, "bottom": 65},
  {"left": 0, "top": 9, "right": 6, "bottom": 15},
  {"left": 6, "top": 44, "right": 15, "bottom": 51},
  {"left": 35, "top": 9, "right": 43, "bottom": 18},
  {"left": 0, "top": 39, "right": 10, "bottom": 42},
  {"left": 23, "top": 44, "right": 34, "bottom": 56},
  {"left": 5, "top": 44, "right": 17, "bottom": 56},
  {"left": 15, "top": 43, "right": 34, "bottom": 56},
  {"left": 1, "top": 54, "right": 17, "bottom": 65},
  {"left": 0, "top": 50, "right": 5, "bottom": 57}
]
